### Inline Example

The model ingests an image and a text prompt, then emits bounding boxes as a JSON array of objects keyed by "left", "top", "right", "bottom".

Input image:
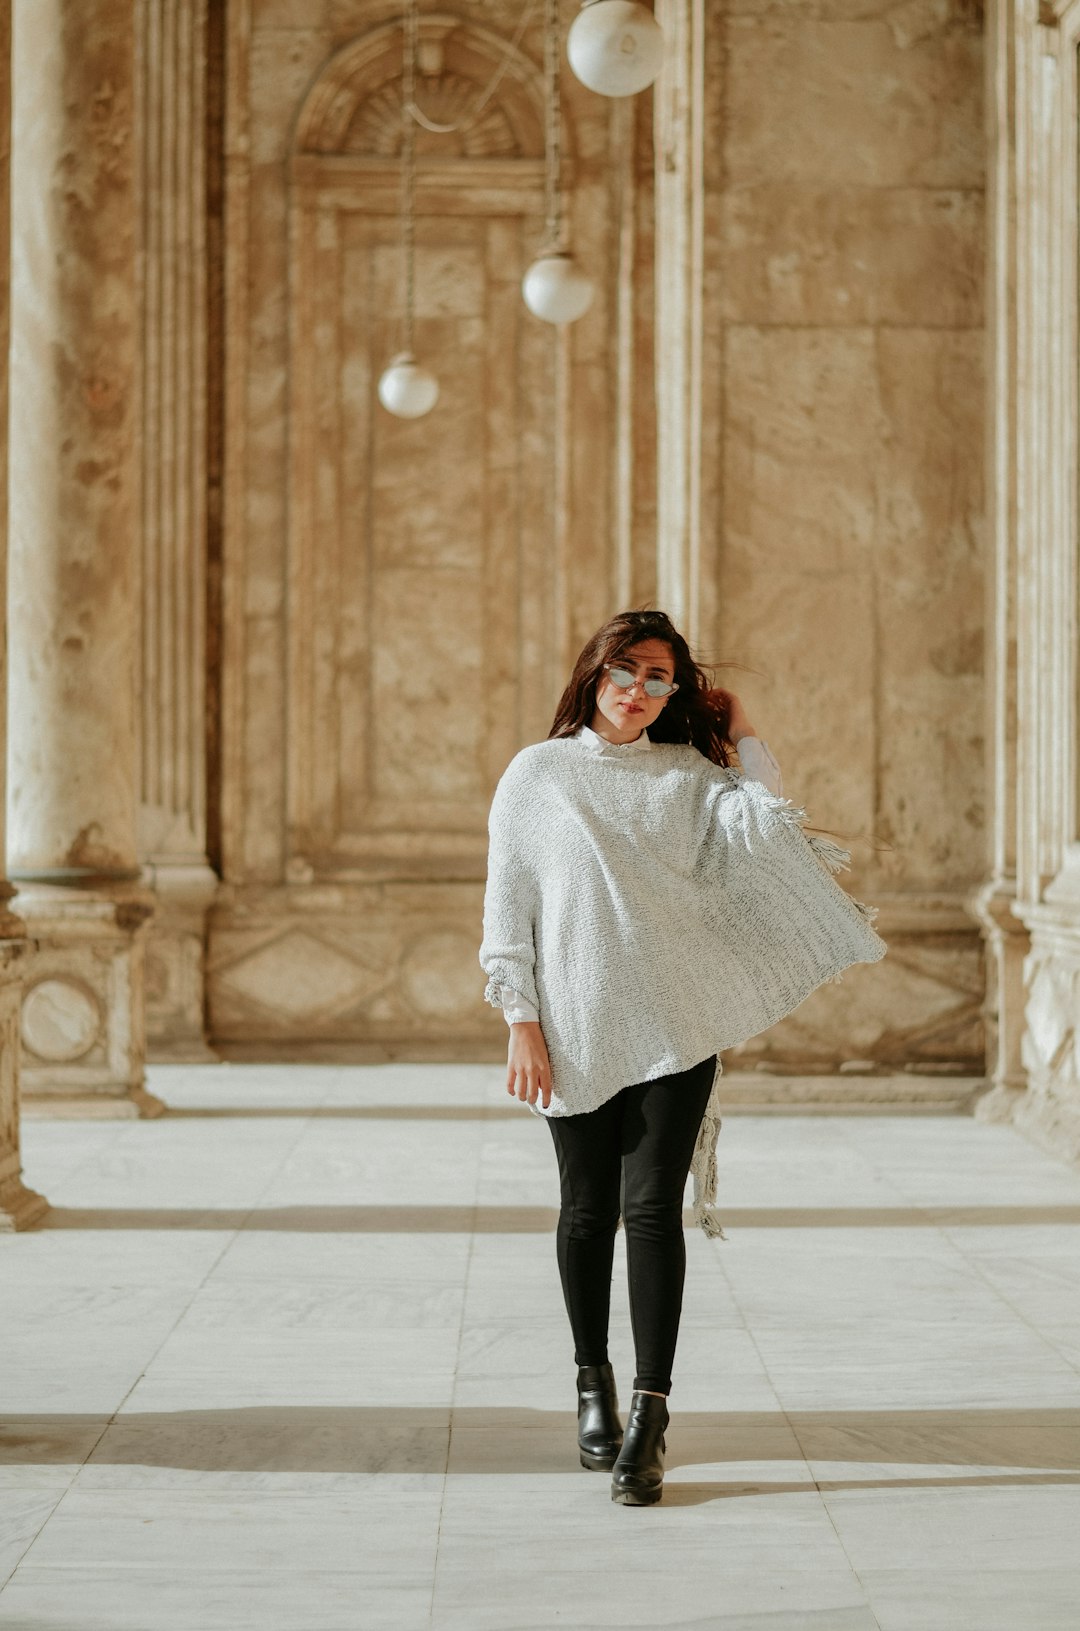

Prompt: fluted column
[
  {"left": 653, "top": 0, "right": 720, "bottom": 647},
  {"left": 971, "top": 0, "right": 1029, "bottom": 1117},
  {"left": 7, "top": 0, "right": 160, "bottom": 1115},
  {"left": 137, "top": 0, "right": 218, "bottom": 1060},
  {"left": 976, "top": 0, "right": 1080, "bottom": 1161},
  {"left": 0, "top": 0, "right": 46, "bottom": 1223}
]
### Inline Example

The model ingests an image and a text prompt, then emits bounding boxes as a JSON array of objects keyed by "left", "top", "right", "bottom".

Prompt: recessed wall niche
[{"left": 209, "top": 4, "right": 654, "bottom": 1050}]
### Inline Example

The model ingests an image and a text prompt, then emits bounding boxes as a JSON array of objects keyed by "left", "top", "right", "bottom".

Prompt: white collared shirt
[{"left": 498, "top": 725, "right": 784, "bottom": 1025}]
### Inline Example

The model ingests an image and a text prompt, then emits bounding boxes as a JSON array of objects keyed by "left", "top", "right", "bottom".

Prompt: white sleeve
[
  {"left": 736, "top": 736, "right": 783, "bottom": 798},
  {"left": 480, "top": 770, "right": 541, "bottom": 1013},
  {"left": 499, "top": 986, "right": 540, "bottom": 1026}
]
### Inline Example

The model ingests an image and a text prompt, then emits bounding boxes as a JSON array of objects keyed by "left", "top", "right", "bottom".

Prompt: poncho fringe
[{"left": 686, "top": 801, "right": 877, "bottom": 1238}]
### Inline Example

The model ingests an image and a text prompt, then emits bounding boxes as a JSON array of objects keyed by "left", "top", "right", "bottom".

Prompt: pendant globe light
[
  {"left": 521, "top": 0, "right": 595, "bottom": 325},
  {"left": 567, "top": 2, "right": 664, "bottom": 98},
  {"left": 378, "top": 0, "right": 439, "bottom": 418}
]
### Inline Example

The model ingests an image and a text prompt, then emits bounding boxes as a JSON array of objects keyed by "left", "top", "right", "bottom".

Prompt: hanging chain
[
  {"left": 402, "top": 0, "right": 419, "bottom": 354},
  {"left": 543, "top": 0, "right": 563, "bottom": 251},
  {"left": 406, "top": 1, "right": 540, "bottom": 135}
]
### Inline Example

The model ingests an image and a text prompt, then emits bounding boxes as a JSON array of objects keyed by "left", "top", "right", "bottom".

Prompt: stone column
[
  {"left": 0, "top": 0, "right": 47, "bottom": 1223},
  {"left": 137, "top": 0, "right": 218, "bottom": 1060},
  {"left": 8, "top": 0, "right": 160, "bottom": 1116},
  {"left": 971, "top": 0, "right": 1030, "bottom": 1119},
  {"left": 652, "top": 0, "right": 722, "bottom": 647},
  {"left": 976, "top": 0, "right": 1080, "bottom": 1162}
]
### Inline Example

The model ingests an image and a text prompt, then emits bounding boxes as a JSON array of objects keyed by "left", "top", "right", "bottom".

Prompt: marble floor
[{"left": 2, "top": 1064, "right": 1080, "bottom": 1631}]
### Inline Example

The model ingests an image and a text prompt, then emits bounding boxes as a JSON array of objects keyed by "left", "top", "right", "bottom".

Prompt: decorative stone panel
[
  {"left": 17, "top": 890, "right": 164, "bottom": 1117},
  {"left": 208, "top": 882, "right": 494, "bottom": 1049},
  {"left": 726, "top": 894, "right": 984, "bottom": 1076}
]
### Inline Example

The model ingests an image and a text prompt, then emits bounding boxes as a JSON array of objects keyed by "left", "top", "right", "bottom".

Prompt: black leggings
[{"left": 546, "top": 1055, "right": 716, "bottom": 1396}]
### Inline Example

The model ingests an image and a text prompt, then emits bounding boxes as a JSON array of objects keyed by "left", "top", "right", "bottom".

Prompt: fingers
[{"left": 506, "top": 1059, "right": 551, "bottom": 1107}]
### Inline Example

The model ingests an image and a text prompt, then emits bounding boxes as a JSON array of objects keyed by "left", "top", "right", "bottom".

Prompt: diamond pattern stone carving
[{"left": 218, "top": 933, "right": 382, "bottom": 1020}]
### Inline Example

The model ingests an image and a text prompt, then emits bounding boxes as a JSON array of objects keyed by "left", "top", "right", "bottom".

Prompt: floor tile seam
[
  {"left": 714, "top": 1289, "right": 821, "bottom": 1493},
  {"left": 183, "top": 1098, "right": 325, "bottom": 1287},
  {"left": 833, "top": 1125, "right": 921, "bottom": 1219},
  {"left": 939, "top": 1243, "right": 1080, "bottom": 1380},
  {"left": 784, "top": 1429, "right": 888, "bottom": 1631},
  {"left": 0, "top": 1483, "right": 75, "bottom": 1592},
  {"left": 432, "top": 1112, "right": 486, "bottom": 1624},
  {"left": 75, "top": 1105, "right": 324, "bottom": 1442},
  {"left": 24, "top": 1117, "right": 139, "bottom": 1195}
]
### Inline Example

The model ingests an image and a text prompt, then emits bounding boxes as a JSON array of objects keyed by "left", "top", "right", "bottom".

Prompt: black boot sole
[{"left": 611, "top": 1482, "right": 663, "bottom": 1506}]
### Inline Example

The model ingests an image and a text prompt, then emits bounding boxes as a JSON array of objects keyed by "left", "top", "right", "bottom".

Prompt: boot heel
[{"left": 610, "top": 1391, "right": 669, "bottom": 1506}]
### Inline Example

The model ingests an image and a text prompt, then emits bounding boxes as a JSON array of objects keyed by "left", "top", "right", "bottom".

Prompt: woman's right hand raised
[{"left": 507, "top": 1021, "right": 552, "bottom": 1110}]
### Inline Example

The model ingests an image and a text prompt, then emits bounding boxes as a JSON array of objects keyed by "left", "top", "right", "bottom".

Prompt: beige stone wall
[
  {"left": 173, "top": 0, "right": 988, "bottom": 1072},
  {"left": 669, "top": 0, "right": 987, "bottom": 1073},
  {"left": 208, "top": 1, "right": 655, "bottom": 1051}
]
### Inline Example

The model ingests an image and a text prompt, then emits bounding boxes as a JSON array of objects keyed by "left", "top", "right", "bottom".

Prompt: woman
[{"left": 479, "top": 609, "right": 885, "bottom": 1506}]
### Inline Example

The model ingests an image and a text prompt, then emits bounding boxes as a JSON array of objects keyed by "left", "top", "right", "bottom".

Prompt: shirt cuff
[
  {"left": 736, "top": 735, "right": 783, "bottom": 798},
  {"left": 500, "top": 986, "right": 540, "bottom": 1026}
]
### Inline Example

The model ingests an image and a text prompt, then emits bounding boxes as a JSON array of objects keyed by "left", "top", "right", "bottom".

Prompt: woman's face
[{"left": 590, "top": 637, "right": 677, "bottom": 742}]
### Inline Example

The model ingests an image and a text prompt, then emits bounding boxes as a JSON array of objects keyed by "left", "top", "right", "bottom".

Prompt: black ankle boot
[
  {"left": 610, "top": 1390, "right": 668, "bottom": 1505},
  {"left": 576, "top": 1363, "right": 623, "bottom": 1470}
]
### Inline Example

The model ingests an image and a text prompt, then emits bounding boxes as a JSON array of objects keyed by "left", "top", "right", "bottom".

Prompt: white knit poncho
[{"left": 479, "top": 731, "right": 887, "bottom": 1236}]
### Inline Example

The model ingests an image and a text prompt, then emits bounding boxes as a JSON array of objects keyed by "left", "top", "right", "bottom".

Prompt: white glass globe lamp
[
  {"left": 566, "top": 2, "right": 664, "bottom": 98},
  {"left": 521, "top": 252, "right": 595, "bottom": 325},
  {"left": 377, "top": 353, "right": 439, "bottom": 418}
]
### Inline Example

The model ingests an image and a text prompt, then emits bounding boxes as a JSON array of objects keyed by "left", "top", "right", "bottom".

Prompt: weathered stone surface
[
  {"left": 206, "top": 0, "right": 656, "bottom": 1052},
  {"left": 873, "top": 328, "right": 985, "bottom": 889},
  {"left": 0, "top": 0, "right": 44, "bottom": 1226},
  {"left": 971, "top": 0, "right": 1080, "bottom": 1165},
  {"left": 653, "top": 0, "right": 987, "bottom": 1074},
  {"left": 196, "top": 0, "right": 988, "bottom": 1082},
  {"left": 8, "top": 0, "right": 159, "bottom": 1112},
  {"left": 208, "top": 882, "right": 497, "bottom": 1045},
  {"left": 722, "top": 326, "right": 879, "bottom": 838},
  {"left": 720, "top": 187, "right": 983, "bottom": 328},
  {"left": 9, "top": 0, "right": 141, "bottom": 877},
  {"left": 725, "top": 17, "right": 983, "bottom": 188}
]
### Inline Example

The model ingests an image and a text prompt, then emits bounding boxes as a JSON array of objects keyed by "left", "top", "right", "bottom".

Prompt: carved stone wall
[
  {"left": 654, "top": 0, "right": 986, "bottom": 1077},
  {"left": 209, "top": 1, "right": 655, "bottom": 1050}
]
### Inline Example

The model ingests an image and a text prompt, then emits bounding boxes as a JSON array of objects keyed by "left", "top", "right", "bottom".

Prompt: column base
[
  {"left": 1010, "top": 1087, "right": 1080, "bottom": 1167},
  {"left": 972, "top": 1080, "right": 1028, "bottom": 1124},
  {"left": 0, "top": 930, "right": 50, "bottom": 1227},
  {"left": 13, "top": 882, "right": 160, "bottom": 1116},
  {"left": 21, "top": 1084, "right": 167, "bottom": 1121},
  {"left": 0, "top": 1171, "right": 50, "bottom": 1231},
  {"left": 142, "top": 861, "right": 219, "bottom": 1062},
  {"left": 994, "top": 855, "right": 1080, "bottom": 1169}
]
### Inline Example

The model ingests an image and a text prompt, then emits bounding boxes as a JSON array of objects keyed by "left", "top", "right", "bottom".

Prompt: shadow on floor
[
  {"left": 161, "top": 1105, "right": 523, "bottom": 1120},
  {"left": 34, "top": 1203, "right": 1080, "bottom": 1231},
  {"left": 3, "top": 1406, "right": 1079, "bottom": 1497}
]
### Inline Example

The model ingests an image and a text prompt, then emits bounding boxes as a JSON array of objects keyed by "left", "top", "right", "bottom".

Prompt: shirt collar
[{"left": 577, "top": 723, "right": 652, "bottom": 753}]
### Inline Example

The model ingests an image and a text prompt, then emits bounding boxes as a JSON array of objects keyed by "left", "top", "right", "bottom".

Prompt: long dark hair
[{"left": 548, "top": 608, "right": 735, "bottom": 767}]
